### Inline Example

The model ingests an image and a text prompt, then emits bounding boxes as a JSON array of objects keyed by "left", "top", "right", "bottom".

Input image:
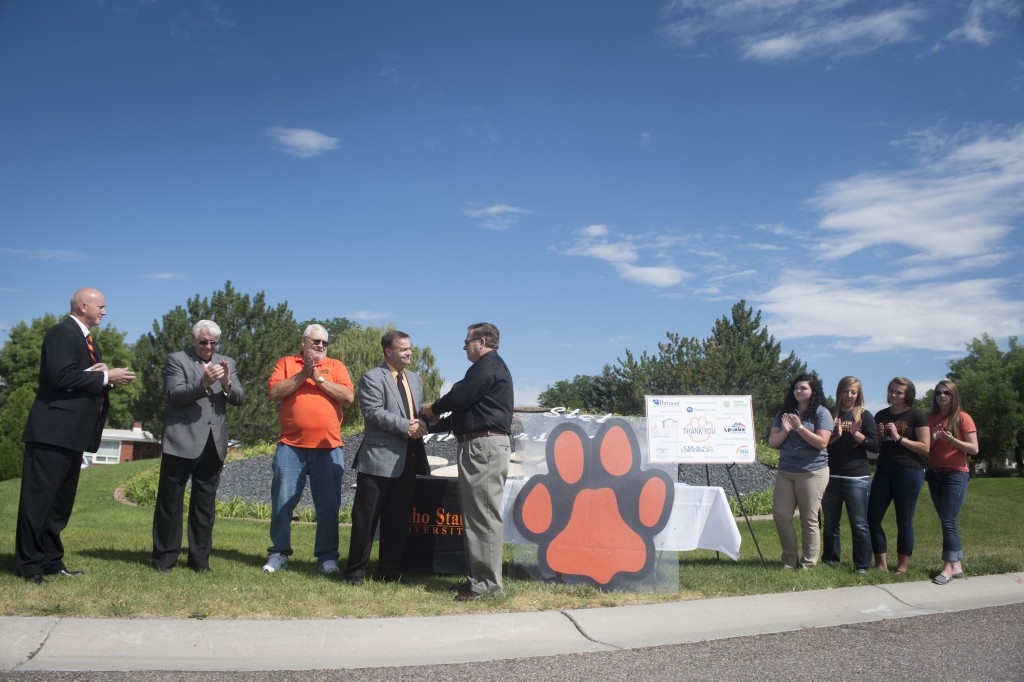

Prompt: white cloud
[
  {"left": 460, "top": 107, "right": 498, "bottom": 143},
  {"left": 740, "top": 8, "right": 926, "bottom": 61},
  {"left": 660, "top": 1, "right": 1018, "bottom": 61},
  {"left": 0, "top": 247, "right": 88, "bottom": 262},
  {"left": 760, "top": 273, "right": 1024, "bottom": 353},
  {"left": 809, "top": 124, "right": 1024, "bottom": 266},
  {"left": 758, "top": 125, "right": 1024, "bottom": 354},
  {"left": 349, "top": 310, "right": 393, "bottom": 321},
  {"left": 614, "top": 263, "right": 687, "bottom": 287},
  {"left": 265, "top": 127, "right": 342, "bottom": 159},
  {"left": 463, "top": 203, "right": 532, "bottom": 231},
  {"left": 169, "top": 1, "right": 234, "bottom": 41},
  {"left": 560, "top": 225, "right": 689, "bottom": 288},
  {"left": 944, "top": 0, "right": 1022, "bottom": 47},
  {"left": 143, "top": 272, "right": 183, "bottom": 280}
]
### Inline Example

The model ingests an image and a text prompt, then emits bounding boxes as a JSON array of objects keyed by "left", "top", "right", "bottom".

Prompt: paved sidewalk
[{"left": 2, "top": 572, "right": 1022, "bottom": 672}]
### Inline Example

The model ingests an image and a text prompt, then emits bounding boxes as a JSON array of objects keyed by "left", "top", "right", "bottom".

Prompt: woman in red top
[{"left": 926, "top": 380, "right": 979, "bottom": 585}]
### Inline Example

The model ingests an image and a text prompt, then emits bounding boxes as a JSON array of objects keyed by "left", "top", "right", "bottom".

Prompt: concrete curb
[{"left": 3, "top": 573, "right": 1022, "bottom": 672}]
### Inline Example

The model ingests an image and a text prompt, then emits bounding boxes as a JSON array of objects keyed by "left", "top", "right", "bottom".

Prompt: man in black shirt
[{"left": 423, "top": 322, "right": 513, "bottom": 601}]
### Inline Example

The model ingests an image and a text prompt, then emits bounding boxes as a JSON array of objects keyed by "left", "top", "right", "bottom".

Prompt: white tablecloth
[{"left": 501, "top": 480, "right": 741, "bottom": 561}]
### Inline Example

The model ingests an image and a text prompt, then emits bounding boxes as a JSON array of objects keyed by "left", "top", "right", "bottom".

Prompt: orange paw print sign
[{"left": 512, "top": 419, "right": 675, "bottom": 589}]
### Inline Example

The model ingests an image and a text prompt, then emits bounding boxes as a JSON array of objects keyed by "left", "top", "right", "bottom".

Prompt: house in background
[{"left": 87, "top": 423, "right": 161, "bottom": 465}]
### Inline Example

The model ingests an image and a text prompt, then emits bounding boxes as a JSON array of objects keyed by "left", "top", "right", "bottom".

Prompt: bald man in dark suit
[{"left": 15, "top": 288, "right": 136, "bottom": 584}]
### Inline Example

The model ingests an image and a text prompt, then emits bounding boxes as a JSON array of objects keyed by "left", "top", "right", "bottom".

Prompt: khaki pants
[
  {"left": 773, "top": 467, "right": 830, "bottom": 568},
  {"left": 457, "top": 435, "right": 511, "bottom": 595}
]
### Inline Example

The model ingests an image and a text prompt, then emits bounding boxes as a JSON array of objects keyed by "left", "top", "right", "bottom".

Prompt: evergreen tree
[
  {"left": 539, "top": 300, "right": 808, "bottom": 440},
  {"left": 0, "top": 385, "right": 34, "bottom": 480},
  {"left": 133, "top": 281, "right": 299, "bottom": 444}
]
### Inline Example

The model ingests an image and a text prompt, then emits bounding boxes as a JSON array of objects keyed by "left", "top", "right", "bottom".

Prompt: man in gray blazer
[
  {"left": 151, "top": 320, "right": 246, "bottom": 572},
  {"left": 344, "top": 330, "right": 430, "bottom": 585}
]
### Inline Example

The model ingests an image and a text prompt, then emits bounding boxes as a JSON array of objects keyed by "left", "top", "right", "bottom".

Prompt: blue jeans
[
  {"left": 268, "top": 443, "right": 345, "bottom": 563},
  {"left": 821, "top": 476, "right": 871, "bottom": 570},
  {"left": 868, "top": 465, "right": 925, "bottom": 556},
  {"left": 926, "top": 469, "right": 969, "bottom": 562}
]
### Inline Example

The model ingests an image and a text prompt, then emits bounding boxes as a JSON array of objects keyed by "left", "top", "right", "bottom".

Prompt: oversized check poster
[{"left": 644, "top": 395, "right": 757, "bottom": 464}]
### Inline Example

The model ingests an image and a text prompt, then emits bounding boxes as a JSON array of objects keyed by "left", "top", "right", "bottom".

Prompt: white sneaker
[
  {"left": 262, "top": 553, "right": 287, "bottom": 573},
  {"left": 319, "top": 559, "right": 340, "bottom": 575}
]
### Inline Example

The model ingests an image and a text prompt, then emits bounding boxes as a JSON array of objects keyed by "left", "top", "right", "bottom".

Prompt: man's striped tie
[{"left": 86, "top": 334, "right": 99, "bottom": 364}]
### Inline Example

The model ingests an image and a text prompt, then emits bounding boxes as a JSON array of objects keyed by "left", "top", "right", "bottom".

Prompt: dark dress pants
[
  {"left": 15, "top": 443, "right": 84, "bottom": 577},
  {"left": 151, "top": 434, "right": 223, "bottom": 570},
  {"left": 344, "top": 447, "right": 418, "bottom": 580}
]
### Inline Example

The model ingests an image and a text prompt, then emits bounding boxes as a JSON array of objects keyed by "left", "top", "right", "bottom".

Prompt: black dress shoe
[
  {"left": 24, "top": 574, "right": 47, "bottom": 585},
  {"left": 346, "top": 576, "right": 364, "bottom": 586},
  {"left": 454, "top": 591, "right": 481, "bottom": 602},
  {"left": 44, "top": 567, "right": 85, "bottom": 577},
  {"left": 188, "top": 565, "right": 212, "bottom": 573}
]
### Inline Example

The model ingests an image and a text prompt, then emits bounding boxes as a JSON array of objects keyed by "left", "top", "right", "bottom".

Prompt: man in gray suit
[
  {"left": 151, "top": 320, "right": 246, "bottom": 572},
  {"left": 344, "top": 330, "right": 429, "bottom": 585}
]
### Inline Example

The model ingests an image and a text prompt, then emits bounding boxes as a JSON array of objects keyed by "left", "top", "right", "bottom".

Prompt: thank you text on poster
[{"left": 644, "top": 395, "right": 756, "bottom": 464}]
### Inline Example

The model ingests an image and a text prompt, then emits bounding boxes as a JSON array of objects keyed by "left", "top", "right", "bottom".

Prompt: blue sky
[{"left": 1, "top": 1, "right": 1022, "bottom": 417}]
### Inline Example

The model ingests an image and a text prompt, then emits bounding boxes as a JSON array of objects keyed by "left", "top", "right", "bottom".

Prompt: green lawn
[{"left": 1, "top": 460, "right": 1021, "bottom": 619}]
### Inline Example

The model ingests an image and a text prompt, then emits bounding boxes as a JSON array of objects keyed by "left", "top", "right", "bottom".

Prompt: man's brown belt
[{"left": 455, "top": 430, "right": 508, "bottom": 443}]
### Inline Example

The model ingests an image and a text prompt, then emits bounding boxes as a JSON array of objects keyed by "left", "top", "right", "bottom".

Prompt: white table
[{"left": 501, "top": 480, "right": 741, "bottom": 561}]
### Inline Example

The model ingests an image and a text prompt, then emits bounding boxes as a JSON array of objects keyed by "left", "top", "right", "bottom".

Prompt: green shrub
[
  {"left": 254, "top": 502, "right": 272, "bottom": 520},
  {"left": 229, "top": 440, "right": 277, "bottom": 460},
  {"left": 121, "top": 466, "right": 161, "bottom": 506},
  {"left": 728, "top": 486, "right": 773, "bottom": 516},
  {"left": 755, "top": 441, "right": 778, "bottom": 468}
]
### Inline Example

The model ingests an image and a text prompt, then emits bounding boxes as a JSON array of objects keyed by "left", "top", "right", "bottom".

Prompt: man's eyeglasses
[
  {"left": 463, "top": 336, "right": 482, "bottom": 347},
  {"left": 935, "top": 389, "right": 953, "bottom": 396},
  {"left": 197, "top": 340, "right": 219, "bottom": 348},
  {"left": 308, "top": 339, "right": 328, "bottom": 348}
]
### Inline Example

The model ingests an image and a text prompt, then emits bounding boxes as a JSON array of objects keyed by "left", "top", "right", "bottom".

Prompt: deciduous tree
[
  {"left": 945, "top": 334, "right": 1024, "bottom": 469},
  {"left": 331, "top": 324, "right": 443, "bottom": 431},
  {"left": 0, "top": 314, "right": 139, "bottom": 428}
]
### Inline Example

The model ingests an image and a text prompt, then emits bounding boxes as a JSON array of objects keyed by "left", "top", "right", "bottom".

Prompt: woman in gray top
[{"left": 768, "top": 374, "right": 834, "bottom": 569}]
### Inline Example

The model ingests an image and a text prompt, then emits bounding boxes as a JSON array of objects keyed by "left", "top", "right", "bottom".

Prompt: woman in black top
[
  {"left": 822, "top": 376, "right": 878, "bottom": 573},
  {"left": 866, "top": 377, "right": 931, "bottom": 574}
]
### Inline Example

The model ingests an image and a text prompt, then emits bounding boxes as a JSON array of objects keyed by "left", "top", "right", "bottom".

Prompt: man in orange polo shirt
[{"left": 262, "top": 324, "right": 354, "bottom": 576}]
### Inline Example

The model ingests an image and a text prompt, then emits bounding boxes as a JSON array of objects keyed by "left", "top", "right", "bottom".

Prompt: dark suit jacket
[
  {"left": 353, "top": 364, "right": 429, "bottom": 478},
  {"left": 161, "top": 348, "right": 246, "bottom": 460},
  {"left": 22, "top": 316, "right": 110, "bottom": 453}
]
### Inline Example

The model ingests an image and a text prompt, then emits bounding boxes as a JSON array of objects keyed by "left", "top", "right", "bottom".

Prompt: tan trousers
[
  {"left": 457, "top": 434, "right": 511, "bottom": 595},
  {"left": 773, "top": 467, "right": 830, "bottom": 568}
]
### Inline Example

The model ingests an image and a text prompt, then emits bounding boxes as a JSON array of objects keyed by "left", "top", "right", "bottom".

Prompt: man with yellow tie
[{"left": 343, "top": 330, "right": 429, "bottom": 585}]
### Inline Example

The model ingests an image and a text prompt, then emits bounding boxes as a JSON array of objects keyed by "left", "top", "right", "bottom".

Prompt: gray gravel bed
[{"left": 216, "top": 432, "right": 775, "bottom": 509}]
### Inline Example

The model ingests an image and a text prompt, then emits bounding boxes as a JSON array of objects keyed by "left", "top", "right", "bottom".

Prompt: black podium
[{"left": 400, "top": 475, "right": 467, "bottom": 574}]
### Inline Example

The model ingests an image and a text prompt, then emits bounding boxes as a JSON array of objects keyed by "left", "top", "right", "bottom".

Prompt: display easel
[{"left": 703, "top": 463, "right": 767, "bottom": 568}]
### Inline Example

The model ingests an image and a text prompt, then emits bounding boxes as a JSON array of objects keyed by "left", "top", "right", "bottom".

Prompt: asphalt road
[{"left": 3, "top": 602, "right": 1021, "bottom": 682}]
